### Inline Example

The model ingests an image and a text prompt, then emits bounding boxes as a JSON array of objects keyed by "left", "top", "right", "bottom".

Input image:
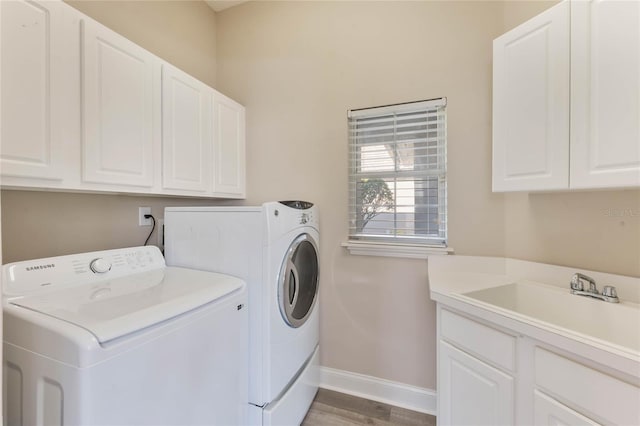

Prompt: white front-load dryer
[{"left": 165, "top": 201, "right": 320, "bottom": 426}]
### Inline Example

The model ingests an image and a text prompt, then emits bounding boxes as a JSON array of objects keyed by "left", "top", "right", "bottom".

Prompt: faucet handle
[
  {"left": 570, "top": 274, "right": 584, "bottom": 291},
  {"left": 602, "top": 286, "right": 620, "bottom": 303},
  {"left": 571, "top": 273, "right": 597, "bottom": 293}
]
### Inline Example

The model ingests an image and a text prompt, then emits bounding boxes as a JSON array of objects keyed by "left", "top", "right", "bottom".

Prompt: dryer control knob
[{"left": 90, "top": 258, "right": 112, "bottom": 274}]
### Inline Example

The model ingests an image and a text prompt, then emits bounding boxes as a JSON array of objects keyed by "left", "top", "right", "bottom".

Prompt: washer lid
[{"left": 9, "top": 267, "right": 244, "bottom": 343}]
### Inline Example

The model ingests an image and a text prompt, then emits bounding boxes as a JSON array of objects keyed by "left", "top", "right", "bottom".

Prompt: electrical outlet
[
  {"left": 138, "top": 207, "right": 152, "bottom": 226},
  {"left": 157, "top": 219, "right": 165, "bottom": 250}
]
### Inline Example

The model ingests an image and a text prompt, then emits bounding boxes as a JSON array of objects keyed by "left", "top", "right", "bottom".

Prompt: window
[{"left": 348, "top": 98, "right": 447, "bottom": 248}]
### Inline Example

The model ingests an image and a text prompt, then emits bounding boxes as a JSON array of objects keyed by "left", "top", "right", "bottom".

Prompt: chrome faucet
[{"left": 570, "top": 273, "right": 619, "bottom": 303}]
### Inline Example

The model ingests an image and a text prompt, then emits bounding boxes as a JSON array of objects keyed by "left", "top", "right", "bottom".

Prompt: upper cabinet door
[
  {"left": 492, "top": 1, "right": 570, "bottom": 192},
  {"left": 0, "top": 0, "right": 76, "bottom": 181},
  {"left": 570, "top": 0, "right": 640, "bottom": 189},
  {"left": 161, "top": 63, "right": 213, "bottom": 193},
  {"left": 213, "top": 93, "right": 246, "bottom": 197},
  {"left": 81, "top": 18, "right": 156, "bottom": 187}
]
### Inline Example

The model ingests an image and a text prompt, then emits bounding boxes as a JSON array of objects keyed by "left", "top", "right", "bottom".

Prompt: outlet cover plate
[{"left": 139, "top": 207, "right": 152, "bottom": 226}]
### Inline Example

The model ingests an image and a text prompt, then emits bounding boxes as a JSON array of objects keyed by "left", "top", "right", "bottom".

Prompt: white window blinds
[{"left": 348, "top": 98, "right": 447, "bottom": 246}]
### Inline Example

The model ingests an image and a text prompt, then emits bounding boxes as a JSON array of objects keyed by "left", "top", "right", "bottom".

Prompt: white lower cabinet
[
  {"left": 534, "top": 347, "right": 640, "bottom": 425},
  {"left": 439, "top": 341, "right": 514, "bottom": 426},
  {"left": 437, "top": 306, "right": 640, "bottom": 426},
  {"left": 533, "top": 391, "right": 600, "bottom": 426}
]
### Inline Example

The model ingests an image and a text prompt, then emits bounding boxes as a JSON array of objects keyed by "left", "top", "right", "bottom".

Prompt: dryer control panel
[
  {"left": 268, "top": 201, "right": 319, "bottom": 234},
  {"left": 3, "top": 246, "right": 165, "bottom": 297}
]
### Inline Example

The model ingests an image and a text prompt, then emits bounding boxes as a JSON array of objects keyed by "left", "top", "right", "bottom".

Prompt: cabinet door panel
[
  {"left": 534, "top": 391, "right": 601, "bottom": 426},
  {"left": 439, "top": 341, "right": 514, "bottom": 426},
  {"left": 570, "top": 0, "right": 640, "bottom": 188},
  {"left": 535, "top": 347, "right": 640, "bottom": 425},
  {"left": 492, "top": 1, "right": 570, "bottom": 191},
  {"left": 213, "top": 93, "right": 245, "bottom": 197},
  {"left": 161, "top": 64, "right": 212, "bottom": 193},
  {"left": 81, "top": 19, "right": 155, "bottom": 187},
  {"left": 0, "top": 0, "right": 69, "bottom": 180}
]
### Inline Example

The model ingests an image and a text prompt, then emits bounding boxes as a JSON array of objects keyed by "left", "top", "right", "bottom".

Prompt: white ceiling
[{"left": 205, "top": 1, "right": 247, "bottom": 13}]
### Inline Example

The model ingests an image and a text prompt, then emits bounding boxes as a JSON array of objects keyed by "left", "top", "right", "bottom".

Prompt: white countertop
[
  {"left": 428, "top": 255, "right": 640, "bottom": 368},
  {"left": 429, "top": 255, "right": 640, "bottom": 303}
]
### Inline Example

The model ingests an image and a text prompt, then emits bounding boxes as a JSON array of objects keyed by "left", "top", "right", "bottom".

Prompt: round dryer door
[{"left": 278, "top": 233, "right": 319, "bottom": 328}]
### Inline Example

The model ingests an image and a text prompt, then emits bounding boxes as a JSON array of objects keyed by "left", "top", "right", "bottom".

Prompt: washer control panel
[{"left": 3, "top": 246, "right": 165, "bottom": 297}]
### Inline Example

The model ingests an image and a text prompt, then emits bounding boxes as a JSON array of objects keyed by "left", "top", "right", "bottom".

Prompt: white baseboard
[{"left": 319, "top": 366, "right": 437, "bottom": 416}]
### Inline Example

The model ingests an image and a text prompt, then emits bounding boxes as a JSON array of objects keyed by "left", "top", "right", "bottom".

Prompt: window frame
[{"left": 346, "top": 98, "right": 448, "bottom": 256}]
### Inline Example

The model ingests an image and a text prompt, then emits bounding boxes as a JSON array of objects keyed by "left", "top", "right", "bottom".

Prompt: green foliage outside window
[{"left": 356, "top": 178, "right": 394, "bottom": 232}]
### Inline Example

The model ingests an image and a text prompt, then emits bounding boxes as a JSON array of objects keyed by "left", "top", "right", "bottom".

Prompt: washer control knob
[{"left": 90, "top": 258, "right": 112, "bottom": 274}]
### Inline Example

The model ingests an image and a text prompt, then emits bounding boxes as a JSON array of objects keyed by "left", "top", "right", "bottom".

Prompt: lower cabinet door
[
  {"left": 439, "top": 341, "right": 514, "bottom": 426},
  {"left": 533, "top": 390, "right": 601, "bottom": 426}
]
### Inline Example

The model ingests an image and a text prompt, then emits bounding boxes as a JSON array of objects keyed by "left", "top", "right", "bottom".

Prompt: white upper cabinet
[
  {"left": 493, "top": 0, "right": 640, "bottom": 191},
  {"left": 0, "top": 0, "right": 78, "bottom": 181},
  {"left": 0, "top": 0, "right": 246, "bottom": 198},
  {"left": 570, "top": 0, "right": 640, "bottom": 189},
  {"left": 213, "top": 93, "right": 246, "bottom": 197},
  {"left": 161, "top": 63, "right": 213, "bottom": 193},
  {"left": 493, "top": 1, "right": 570, "bottom": 192},
  {"left": 80, "top": 17, "right": 157, "bottom": 188}
]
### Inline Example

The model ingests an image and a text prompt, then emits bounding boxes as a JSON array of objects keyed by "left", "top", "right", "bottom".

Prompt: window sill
[{"left": 341, "top": 241, "right": 454, "bottom": 259}]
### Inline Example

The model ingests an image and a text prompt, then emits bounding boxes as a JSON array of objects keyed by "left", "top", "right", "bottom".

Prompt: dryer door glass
[{"left": 279, "top": 233, "right": 319, "bottom": 328}]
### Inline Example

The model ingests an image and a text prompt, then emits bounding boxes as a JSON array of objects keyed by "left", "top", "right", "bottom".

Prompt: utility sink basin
[{"left": 462, "top": 281, "right": 640, "bottom": 354}]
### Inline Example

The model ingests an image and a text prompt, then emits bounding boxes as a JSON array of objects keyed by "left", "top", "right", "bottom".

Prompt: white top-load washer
[
  {"left": 164, "top": 201, "right": 320, "bottom": 426},
  {"left": 3, "top": 246, "right": 248, "bottom": 426}
]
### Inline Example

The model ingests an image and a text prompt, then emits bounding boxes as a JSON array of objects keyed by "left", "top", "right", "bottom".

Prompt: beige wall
[
  {"left": 1, "top": 190, "right": 241, "bottom": 263},
  {"left": 502, "top": 0, "right": 559, "bottom": 32},
  {"left": 504, "top": 190, "right": 640, "bottom": 278},
  {"left": 216, "top": 0, "right": 505, "bottom": 389},
  {"left": 501, "top": 1, "right": 640, "bottom": 278},
  {"left": 1, "top": 0, "right": 220, "bottom": 264}
]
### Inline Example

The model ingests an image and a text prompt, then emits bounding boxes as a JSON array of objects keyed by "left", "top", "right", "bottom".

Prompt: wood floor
[{"left": 301, "top": 389, "right": 437, "bottom": 426}]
